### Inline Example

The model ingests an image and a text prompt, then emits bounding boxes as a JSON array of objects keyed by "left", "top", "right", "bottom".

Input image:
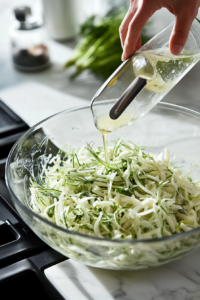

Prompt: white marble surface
[
  {"left": 0, "top": 0, "right": 200, "bottom": 111},
  {"left": 45, "top": 247, "right": 200, "bottom": 300},
  {"left": 0, "top": 82, "right": 88, "bottom": 126},
  {"left": 0, "top": 0, "right": 103, "bottom": 100}
]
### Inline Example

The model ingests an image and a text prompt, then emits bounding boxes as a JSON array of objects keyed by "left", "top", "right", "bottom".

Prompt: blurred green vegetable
[{"left": 64, "top": 7, "right": 152, "bottom": 81}]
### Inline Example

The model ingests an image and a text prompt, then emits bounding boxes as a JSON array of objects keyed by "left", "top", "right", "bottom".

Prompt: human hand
[{"left": 120, "top": 0, "right": 200, "bottom": 61}]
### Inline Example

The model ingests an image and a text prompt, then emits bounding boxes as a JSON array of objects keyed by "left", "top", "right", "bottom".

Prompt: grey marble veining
[{"left": 45, "top": 247, "right": 200, "bottom": 300}]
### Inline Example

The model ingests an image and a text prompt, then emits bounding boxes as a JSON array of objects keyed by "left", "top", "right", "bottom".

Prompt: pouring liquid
[
  {"left": 134, "top": 47, "right": 200, "bottom": 93},
  {"left": 95, "top": 48, "right": 200, "bottom": 161},
  {"left": 101, "top": 130, "right": 109, "bottom": 162},
  {"left": 96, "top": 110, "right": 133, "bottom": 162},
  {"left": 130, "top": 48, "right": 200, "bottom": 119}
]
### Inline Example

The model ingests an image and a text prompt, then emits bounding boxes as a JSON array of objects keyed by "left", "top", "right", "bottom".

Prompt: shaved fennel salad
[{"left": 30, "top": 138, "right": 200, "bottom": 240}]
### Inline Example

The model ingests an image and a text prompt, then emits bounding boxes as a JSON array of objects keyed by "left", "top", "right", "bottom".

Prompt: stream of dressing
[
  {"left": 95, "top": 48, "right": 200, "bottom": 161},
  {"left": 96, "top": 110, "right": 133, "bottom": 162}
]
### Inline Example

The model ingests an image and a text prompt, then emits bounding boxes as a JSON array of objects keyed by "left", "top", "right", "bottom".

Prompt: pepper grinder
[{"left": 10, "top": 6, "right": 50, "bottom": 71}]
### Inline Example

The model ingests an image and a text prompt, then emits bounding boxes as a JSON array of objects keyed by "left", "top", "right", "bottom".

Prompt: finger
[
  {"left": 167, "top": 7, "right": 175, "bottom": 15},
  {"left": 122, "top": 6, "right": 155, "bottom": 60},
  {"left": 135, "top": 36, "right": 142, "bottom": 52},
  {"left": 119, "top": 5, "right": 137, "bottom": 48},
  {"left": 121, "top": 36, "right": 141, "bottom": 61},
  {"left": 170, "top": 12, "right": 197, "bottom": 55}
]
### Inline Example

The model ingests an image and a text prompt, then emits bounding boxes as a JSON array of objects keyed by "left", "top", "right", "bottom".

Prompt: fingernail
[
  {"left": 171, "top": 44, "right": 183, "bottom": 55},
  {"left": 121, "top": 52, "right": 125, "bottom": 61}
]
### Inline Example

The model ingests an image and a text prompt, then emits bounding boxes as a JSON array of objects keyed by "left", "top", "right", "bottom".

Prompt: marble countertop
[
  {"left": 0, "top": 0, "right": 102, "bottom": 101},
  {"left": 45, "top": 247, "right": 200, "bottom": 300},
  {"left": 0, "top": 0, "right": 200, "bottom": 112}
]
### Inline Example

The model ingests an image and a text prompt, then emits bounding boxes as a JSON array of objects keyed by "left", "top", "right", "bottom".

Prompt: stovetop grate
[{"left": 0, "top": 100, "right": 66, "bottom": 299}]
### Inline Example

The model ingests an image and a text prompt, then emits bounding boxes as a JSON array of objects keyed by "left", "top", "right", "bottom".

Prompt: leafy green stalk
[{"left": 64, "top": 7, "right": 152, "bottom": 80}]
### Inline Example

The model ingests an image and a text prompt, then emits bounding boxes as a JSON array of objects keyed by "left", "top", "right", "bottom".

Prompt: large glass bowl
[{"left": 5, "top": 102, "right": 200, "bottom": 270}]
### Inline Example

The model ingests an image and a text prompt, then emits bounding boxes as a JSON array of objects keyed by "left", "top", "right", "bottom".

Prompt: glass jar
[
  {"left": 10, "top": 6, "right": 50, "bottom": 71},
  {"left": 91, "top": 19, "right": 200, "bottom": 132}
]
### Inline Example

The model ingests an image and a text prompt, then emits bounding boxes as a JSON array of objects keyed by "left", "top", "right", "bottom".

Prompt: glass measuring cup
[{"left": 91, "top": 19, "right": 200, "bottom": 133}]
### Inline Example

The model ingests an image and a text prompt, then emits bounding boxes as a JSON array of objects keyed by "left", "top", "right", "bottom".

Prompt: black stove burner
[
  {"left": 0, "top": 250, "right": 65, "bottom": 300},
  {"left": 0, "top": 185, "right": 47, "bottom": 268},
  {"left": 0, "top": 100, "right": 66, "bottom": 300},
  {"left": 0, "top": 99, "right": 29, "bottom": 178},
  {"left": 0, "top": 180, "right": 66, "bottom": 300}
]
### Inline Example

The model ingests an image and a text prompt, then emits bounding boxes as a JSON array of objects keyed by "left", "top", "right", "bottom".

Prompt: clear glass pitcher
[{"left": 91, "top": 19, "right": 200, "bottom": 133}]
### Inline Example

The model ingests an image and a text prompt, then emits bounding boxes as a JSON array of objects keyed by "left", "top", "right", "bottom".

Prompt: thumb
[{"left": 169, "top": 15, "right": 195, "bottom": 55}]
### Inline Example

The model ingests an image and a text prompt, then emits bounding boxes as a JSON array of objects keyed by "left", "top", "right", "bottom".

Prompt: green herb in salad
[
  {"left": 30, "top": 138, "right": 200, "bottom": 240},
  {"left": 64, "top": 7, "right": 151, "bottom": 80}
]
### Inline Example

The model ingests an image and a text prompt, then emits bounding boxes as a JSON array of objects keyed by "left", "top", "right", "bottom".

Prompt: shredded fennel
[{"left": 30, "top": 138, "right": 200, "bottom": 240}]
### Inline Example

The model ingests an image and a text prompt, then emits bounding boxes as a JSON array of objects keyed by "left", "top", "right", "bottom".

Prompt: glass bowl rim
[{"left": 5, "top": 101, "right": 200, "bottom": 245}]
